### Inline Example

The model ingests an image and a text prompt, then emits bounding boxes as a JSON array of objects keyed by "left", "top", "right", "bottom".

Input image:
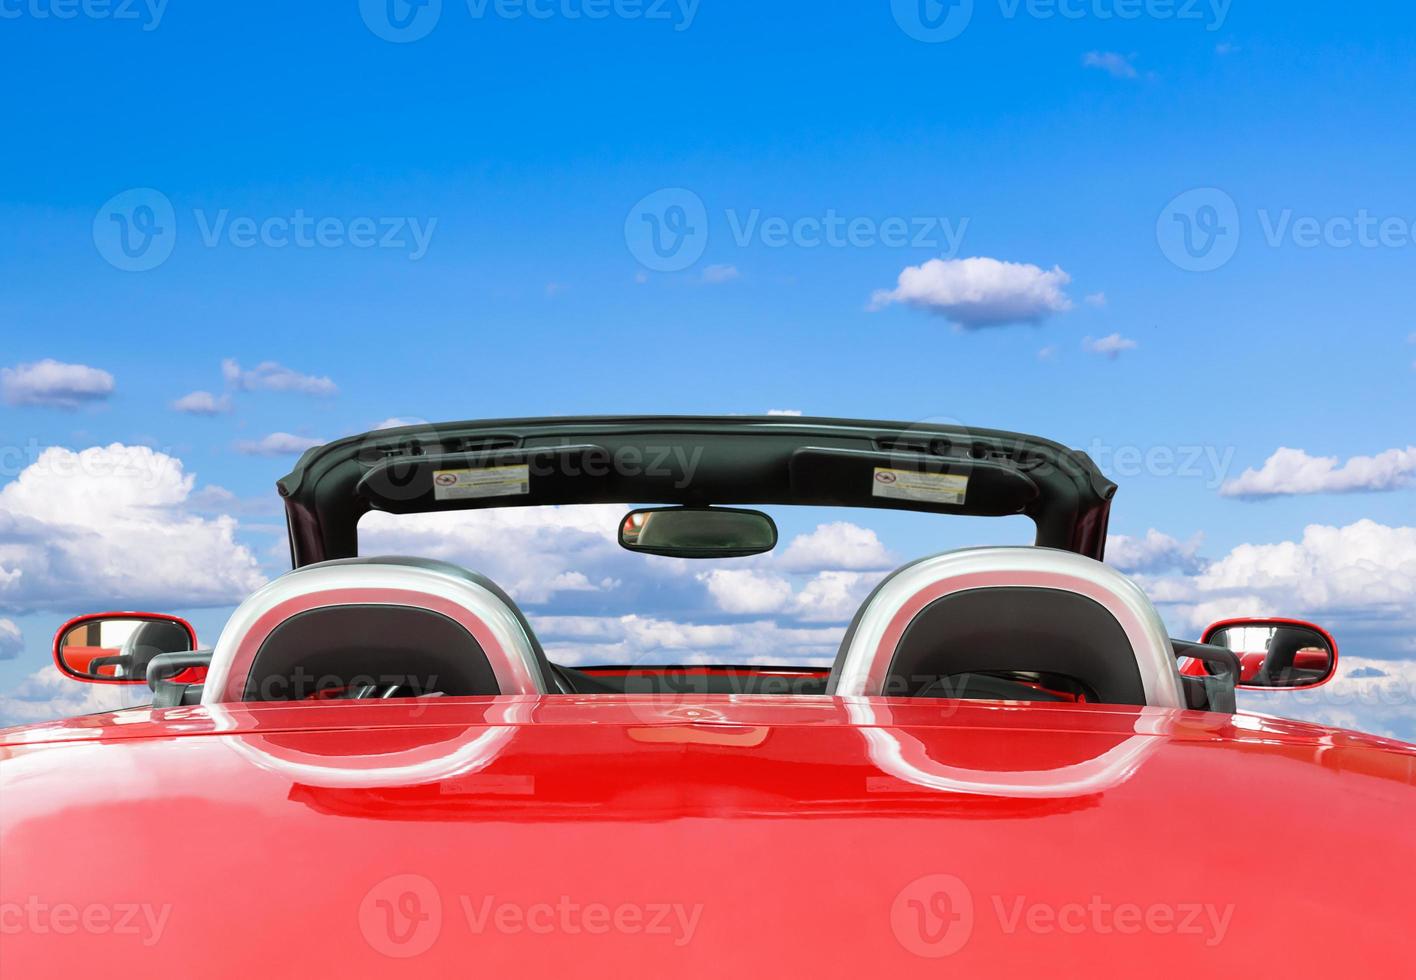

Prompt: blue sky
[{"left": 1, "top": 1, "right": 1413, "bottom": 735}]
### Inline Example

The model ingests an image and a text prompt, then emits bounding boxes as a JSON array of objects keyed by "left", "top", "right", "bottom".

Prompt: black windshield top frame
[{"left": 276, "top": 415, "right": 1117, "bottom": 568}]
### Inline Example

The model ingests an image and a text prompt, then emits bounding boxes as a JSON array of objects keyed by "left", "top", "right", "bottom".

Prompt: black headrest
[
  {"left": 242, "top": 604, "right": 501, "bottom": 702},
  {"left": 883, "top": 587, "right": 1148, "bottom": 705}
]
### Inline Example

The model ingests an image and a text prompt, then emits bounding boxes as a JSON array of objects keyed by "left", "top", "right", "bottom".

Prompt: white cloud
[
  {"left": 1220, "top": 446, "right": 1416, "bottom": 498},
  {"left": 869, "top": 257, "right": 1073, "bottom": 329},
  {"left": 1139, "top": 520, "right": 1416, "bottom": 638},
  {"left": 373, "top": 417, "right": 426, "bottom": 431},
  {"left": 1037, "top": 345, "right": 1059, "bottom": 362},
  {"left": 1237, "top": 656, "right": 1416, "bottom": 743},
  {"left": 235, "top": 432, "right": 324, "bottom": 456},
  {"left": 791, "top": 570, "right": 882, "bottom": 622},
  {"left": 171, "top": 390, "right": 232, "bottom": 415},
  {"left": 778, "top": 522, "right": 895, "bottom": 572},
  {"left": 1082, "top": 333, "right": 1138, "bottom": 358},
  {"left": 0, "top": 444, "right": 267, "bottom": 612},
  {"left": 221, "top": 359, "right": 337, "bottom": 396},
  {"left": 0, "top": 665, "right": 151, "bottom": 729},
  {"left": 1107, "top": 529, "right": 1205, "bottom": 575},
  {"left": 0, "top": 619, "right": 20, "bottom": 661},
  {"left": 1083, "top": 51, "right": 1138, "bottom": 79},
  {"left": 701, "top": 264, "right": 740, "bottom": 284},
  {"left": 359, "top": 505, "right": 640, "bottom": 605},
  {"left": 1084, "top": 291, "right": 1108, "bottom": 307},
  {"left": 766, "top": 409, "right": 803, "bottom": 416},
  {"left": 1, "top": 360, "right": 115, "bottom": 409},
  {"left": 693, "top": 523, "right": 894, "bottom": 622},
  {"left": 533, "top": 614, "right": 842, "bottom": 667},
  {"left": 697, "top": 569, "right": 795, "bottom": 614}
]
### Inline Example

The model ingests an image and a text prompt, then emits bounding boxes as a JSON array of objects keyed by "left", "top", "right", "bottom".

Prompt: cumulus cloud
[
  {"left": 0, "top": 619, "right": 20, "bottom": 661},
  {"left": 778, "top": 522, "right": 895, "bottom": 572},
  {"left": 221, "top": 359, "right": 337, "bottom": 396},
  {"left": 1083, "top": 51, "right": 1138, "bottom": 79},
  {"left": 698, "top": 569, "right": 796, "bottom": 614},
  {"left": 701, "top": 264, "right": 740, "bottom": 284},
  {"left": 869, "top": 257, "right": 1073, "bottom": 329},
  {"left": 1107, "top": 529, "right": 1206, "bottom": 575},
  {"left": 1084, "top": 292, "right": 1107, "bottom": 307},
  {"left": 533, "top": 614, "right": 842, "bottom": 668},
  {"left": 0, "top": 444, "right": 267, "bottom": 612},
  {"left": 1, "top": 360, "right": 115, "bottom": 409},
  {"left": 693, "top": 523, "right": 894, "bottom": 622},
  {"left": 235, "top": 433, "right": 325, "bottom": 456},
  {"left": 1082, "top": 333, "right": 1138, "bottom": 359},
  {"left": 766, "top": 409, "right": 803, "bottom": 417},
  {"left": 171, "top": 390, "right": 232, "bottom": 415},
  {"left": 1237, "top": 656, "right": 1416, "bottom": 743},
  {"left": 359, "top": 506, "right": 637, "bottom": 606},
  {"left": 0, "top": 665, "right": 151, "bottom": 729},
  {"left": 1137, "top": 520, "right": 1416, "bottom": 641},
  {"left": 1220, "top": 446, "right": 1416, "bottom": 498}
]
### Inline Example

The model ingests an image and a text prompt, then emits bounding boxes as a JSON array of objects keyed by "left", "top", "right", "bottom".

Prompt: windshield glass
[{"left": 359, "top": 506, "right": 1032, "bottom": 669}]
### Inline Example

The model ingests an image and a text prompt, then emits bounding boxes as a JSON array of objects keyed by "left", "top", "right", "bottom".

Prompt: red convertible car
[{"left": 2, "top": 416, "right": 1411, "bottom": 977}]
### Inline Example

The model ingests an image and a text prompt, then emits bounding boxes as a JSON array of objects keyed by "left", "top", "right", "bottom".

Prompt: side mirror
[
  {"left": 53, "top": 613, "right": 197, "bottom": 685},
  {"left": 618, "top": 507, "right": 778, "bottom": 559},
  {"left": 1201, "top": 618, "right": 1337, "bottom": 691}
]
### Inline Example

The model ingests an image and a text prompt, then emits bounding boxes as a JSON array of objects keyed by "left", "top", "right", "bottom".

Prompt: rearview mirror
[
  {"left": 618, "top": 507, "right": 778, "bottom": 559},
  {"left": 1202, "top": 618, "right": 1337, "bottom": 691},
  {"left": 54, "top": 613, "right": 197, "bottom": 685}
]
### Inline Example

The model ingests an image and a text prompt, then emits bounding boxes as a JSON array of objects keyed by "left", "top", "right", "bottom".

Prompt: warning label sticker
[
  {"left": 432, "top": 464, "right": 530, "bottom": 501},
  {"left": 871, "top": 467, "right": 968, "bottom": 505}
]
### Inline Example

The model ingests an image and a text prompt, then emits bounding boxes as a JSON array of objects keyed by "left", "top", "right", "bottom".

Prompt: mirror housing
[
  {"left": 53, "top": 613, "right": 197, "bottom": 685},
  {"left": 1201, "top": 618, "right": 1338, "bottom": 691},
  {"left": 618, "top": 507, "right": 778, "bottom": 559}
]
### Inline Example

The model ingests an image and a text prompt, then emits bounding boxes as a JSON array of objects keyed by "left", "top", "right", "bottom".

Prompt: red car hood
[{"left": 3, "top": 697, "right": 1413, "bottom": 977}]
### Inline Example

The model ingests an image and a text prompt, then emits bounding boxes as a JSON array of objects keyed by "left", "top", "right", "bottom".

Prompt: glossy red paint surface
[{"left": 2, "top": 695, "right": 1412, "bottom": 977}]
